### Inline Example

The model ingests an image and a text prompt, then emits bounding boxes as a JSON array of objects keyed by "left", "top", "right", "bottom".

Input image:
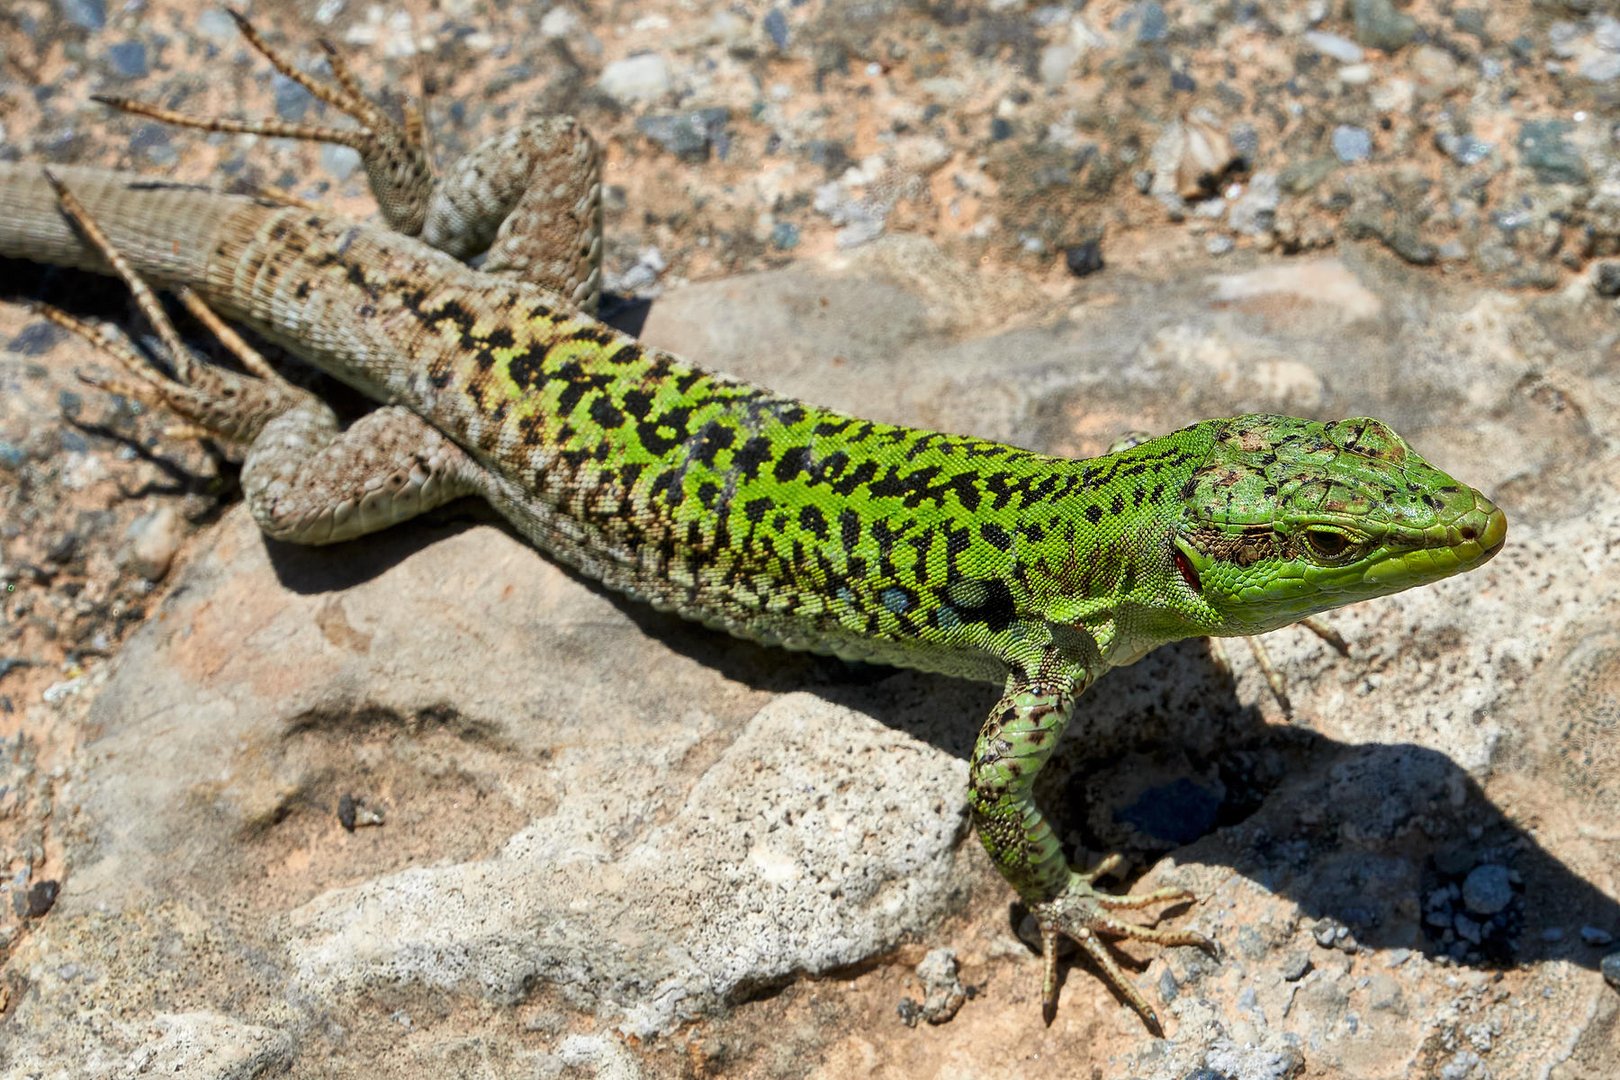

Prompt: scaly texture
[{"left": 0, "top": 19, "right": 1507, "bottom": 1033}]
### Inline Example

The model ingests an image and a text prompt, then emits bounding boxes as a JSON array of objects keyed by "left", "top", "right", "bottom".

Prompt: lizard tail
[{"left": 0, "top": 163, "right": 248, "bottom": 290}]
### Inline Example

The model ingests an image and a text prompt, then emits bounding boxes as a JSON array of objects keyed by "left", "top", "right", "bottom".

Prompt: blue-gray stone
[
  {"left": 105, "top": 40, "right": 149, "bottom": 80},
  {"left": 1602, "top": 951, "right": 1620, "bottom": 990},
  {"left": 763, "top": 8, "right": 790, "bottom": 49},
  {"left": 1135, "top": 1, "right": 1168, "bottom": 43},
  {"left": 1332, "top": 125, "right": 1373, "bottom": 163},
  {"left": 635, "top": 108, "right": 731, "bottom": 162},
  {"left": 770, "top": 221, "right": 800, "bottom": 250},
  {"left": 274, "top": 73, "right": 314, "bottom": 122},
  {"left": 131, "top": 123, "right": 178, "bottom": 167},
  {"left": 1518, "top": 120, "right": 1587, "bottom": 185},
  {"left": 58, "top": 0, "right": 105, "bottom": 31},
  {"left": 1351, "top": 0, "right": 1417, "bottom": 51}
]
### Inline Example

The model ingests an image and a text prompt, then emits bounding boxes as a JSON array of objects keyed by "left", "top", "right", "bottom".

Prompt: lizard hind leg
[
  {"left": 40, "top": 169, "right": 311, "bottom": 446},
  {"left": 43, "top": 170, "right": 483, "bottom": 547},
  {"left": 93, "top": 11, "right": 604, "bottom": 312},
  {"left": 93, "top": 9, "right": 436, "bottom": 237}
]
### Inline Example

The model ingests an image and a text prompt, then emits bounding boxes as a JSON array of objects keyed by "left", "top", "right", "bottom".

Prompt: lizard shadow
[{"left": 593, "top": 585, "right": 1620, "bottom": 985}]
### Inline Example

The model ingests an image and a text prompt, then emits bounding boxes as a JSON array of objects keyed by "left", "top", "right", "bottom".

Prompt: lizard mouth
[
  {"left": 1475, "top": 502, "right": 1508, "bottom": 559},
  {"left": 1445, "top": 495, "right": 1508, "bottom": 569}
]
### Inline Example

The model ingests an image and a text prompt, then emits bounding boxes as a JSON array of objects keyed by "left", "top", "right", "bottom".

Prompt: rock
[
  {"left": 104, "top": 40, "right": 149, "bottom": 80},
  {"left": 1462, "top": 865, "right": 1515, "bottom": 916},
  {"left": 1228, "top": 173, "right": 1280, "bottom": 235},
  {"left": 1435, "top": 131, "right": 1493, "bottom": 166},
  {"left": 1040, "top": 43, "right": 1078, "bottom": 87},
  {"left": 57, "top": 0, "right": 105, "bottom": 32},
  {"left": 635, "top": 108, "right": 730, "bottom": 161},
  {"left": 125, "top": 505, "right": 184, "bottom": 582},
  {"left": 902, "top": 948, "right": 967, "bottom": 1025},
  {"left": 763, "top": 8, "right": 790, "bottom": 49},
  {"left": 770, "top": 221, "right": 800, "bottom": 250},
  {"left": 1332, "top": 125, "right": 1373, "bottom": 163},
  {"left": 1064, "top": 237, "right": 1105, "bottom": 277},
  {"left": 598, "top": 53, "right": 671, "bottom": 104},
  {"left": 1279, "top": 155, "right": 1337, "bottom": 194},
  {"left": 1604, "top": 952, "right": 1620, "bottom": 990},
  {"left": 1132, "top": 2, "right": 1169, "bottom": 44},
  {"left": 539, "top": 6, "right": 581, "bottom": 39},
  {"left": 1592, "top": 262, "right": 1620, "bottom": 297},
  {"left": 1303, "top": 30, "right": 1364, "bottom": 64},
  {"left": 1517, "top": 120, "right": 1588, "bottom": 185},
  {"left": 272, "top": 73, "right": 313, "bottom": 123},
  {"left": 1351, "top": 0, "right": 1418, "bottom": 51}
]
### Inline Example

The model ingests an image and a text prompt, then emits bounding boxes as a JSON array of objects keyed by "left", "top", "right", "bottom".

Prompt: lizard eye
[{"left": 1305, "top": 529, "right": 1354, "bottom": 561}]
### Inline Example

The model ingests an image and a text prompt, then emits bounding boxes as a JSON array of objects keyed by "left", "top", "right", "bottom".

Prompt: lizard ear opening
[{"left": 1172, "top": 546, "right": 1202, "bottom": 592}]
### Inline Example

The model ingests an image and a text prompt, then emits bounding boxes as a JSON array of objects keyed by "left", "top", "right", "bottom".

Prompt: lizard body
[{"left": 0, "top": 19, "right": 1506, "bottom": 1032}]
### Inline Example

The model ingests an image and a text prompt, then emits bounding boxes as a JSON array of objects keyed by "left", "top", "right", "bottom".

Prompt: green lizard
[{"left": 0, "top": 16, "right": 1506, "bottom": 1033}]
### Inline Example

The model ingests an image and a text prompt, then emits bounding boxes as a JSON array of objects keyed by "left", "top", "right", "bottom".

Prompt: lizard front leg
[{"left": 969, "top": 672, "right": 1217, "bottom": 1033}]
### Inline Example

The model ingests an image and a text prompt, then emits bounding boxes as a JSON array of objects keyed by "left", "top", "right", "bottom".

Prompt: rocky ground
[{"left": 2, "top": 0, "right": 1619, "bottom": 1077}]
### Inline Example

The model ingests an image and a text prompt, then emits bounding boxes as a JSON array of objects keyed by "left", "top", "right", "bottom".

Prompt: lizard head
[{"left": 1168, "top": 415, "right": 1506, "bottom": 636}]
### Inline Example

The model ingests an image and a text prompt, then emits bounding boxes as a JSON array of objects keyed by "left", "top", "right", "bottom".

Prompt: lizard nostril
[{"left": 1459, "top": 525, "right": 1478, "bottom": 541}]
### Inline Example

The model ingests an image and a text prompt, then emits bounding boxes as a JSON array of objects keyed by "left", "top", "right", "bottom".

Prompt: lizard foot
[
  {"left": 1208, "top": 614, "right": 1351, "bottom": 718},
  {"left": 36, "top": 170, "right": 311, "bottom": 447},
  {"left": 1031, "top": 855, "right": 1217, "bottom": 1034},
  {"left": 92, "top": 9, "right": 434, "bottom": 236},
  {"left": 37, "top": 171, "right": 480, "bottom": 546}
]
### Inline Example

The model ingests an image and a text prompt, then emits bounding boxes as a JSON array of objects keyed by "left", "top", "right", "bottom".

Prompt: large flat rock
[{"left": 4, "top": 238, "right": 1618, "bottom": 1077}]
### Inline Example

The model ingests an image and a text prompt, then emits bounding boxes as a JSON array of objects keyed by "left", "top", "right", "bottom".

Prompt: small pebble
[
  {"left": 1064, "top": 239, "right": 1104, "bottom": 278},
  {"left": 26, "top": 879, "right": 60, "bottom": 918},
  {"left": 598, "top": 53, "right": 672, "bottom": 104},
  {"left": 770, "top": 221, "right": 800, "bottom": 250},
  {"left": 274, "top": 73, "right": 314, "bottom": 123},
  {"left": 1592, "top": 262, "right": 1620, "bottom": 298},
  {"left": 636, "top": 109, "right": 730, "bottom": 162},
  {"left": 1303, "top": 30, "right": 1364, "bottom": 64},
  {"left": 763, "top": 8, "right": 790, "bottom": 49},
  {"left": 1332, "top": 125, "right": 1372, "bottom": 163},
  {"left": 105, "top": 40, "right": 149, "bottom": 80},
  {"left": 126, "top": 506, "right": 183, "bottom": 582},
  {"left": 1517, "top": 120, "right": 1587, "bottom": 186},
  {"left": 1205, "top": 234, "right": 1234, "bottom": 256},
  {"left": 1461, "top": 864, "right": 1514, "bottom": 916},
  {"left": 1581, "top": 926, "right": 1615, "bottom": 947},
  {"left": 59, "top": 0, "right": 106, "bottom": 31},
  {"left": 1351, "top": 0, "right": 1417, "bottom": 51},
  {"left": 1602, "top": 951, "right": 1620, "bottom": 990},
  {"left": 1133, "top": 2, "right": 1168, "bottom": 43}
]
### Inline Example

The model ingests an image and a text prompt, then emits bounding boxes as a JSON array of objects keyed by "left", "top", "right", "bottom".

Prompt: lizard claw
[{"left": 1031, "top": 861, "right": 1216, "bottom": 1034}]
